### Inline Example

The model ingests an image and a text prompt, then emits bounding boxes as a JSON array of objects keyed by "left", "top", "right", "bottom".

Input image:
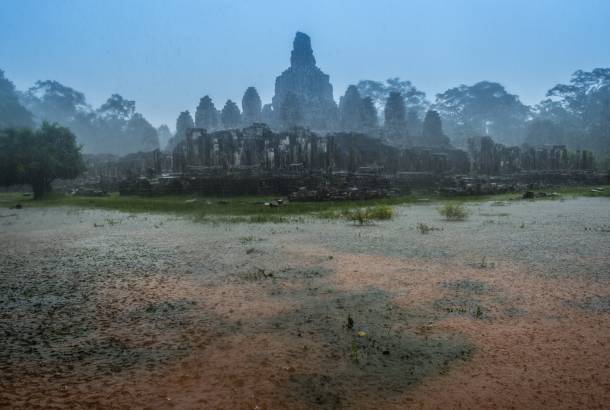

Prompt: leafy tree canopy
[
  {"left": 524, "top": 118, "right": 566, "bottom": 147},
  {"left": 22, "top": 80, "right": 90, "bottom": 124},
  {"left": 545, "top": 68, "right": 610, "bottom": 154},
  {"left": 0, "top": 122, "right": 85, "bottom": 198},
  {"left": 357, "top": 78, "right": 428, "bottom": 116},
  {"left": 0, "top": 69, "right": 34, "bottom": 128},
  {"left": 433, "top": 81, "right": 530, "bottom": 146},
  {"left": 126, "top": 113, "right": 159, "bottom": 152},
  {"left": 98, "top": 94, "right": 136, "bottom": 121},
  {"left": 15, "top": 74, "right": 158, "bottom": 155}
]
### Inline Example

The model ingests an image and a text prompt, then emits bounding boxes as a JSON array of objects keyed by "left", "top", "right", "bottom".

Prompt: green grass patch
[
  {"left": 543, "top": 185, "right": 610, "bottom": 198},
  {"left": 439, "top": 203, "right": 468, "bottom": 221},
  {"left": 342, "top": 205, "right": 395, "bottom": 225},
  {"left": 1, "top": 184, "right": 607, "bottom": 223},
  {"left": 0, "top": 192, "right": 407, "bottom": 223}
]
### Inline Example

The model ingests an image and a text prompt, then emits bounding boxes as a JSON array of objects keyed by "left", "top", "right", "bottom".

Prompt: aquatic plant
[{"left": 438, "top": 203, "right": 468, "bottom": 221}]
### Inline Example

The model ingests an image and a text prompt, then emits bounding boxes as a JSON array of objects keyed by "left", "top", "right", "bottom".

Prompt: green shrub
[
  {"left": 343, "top": 208, "right": 370, "bottom": 225},
  {"left": 367, "top": 205, "right": 395, "bottom": 220},
  {"left": 343, "top": 205, "right": 395, "bottom": 225},
  {"left": 438, "top": 203, "right": 468, "bottom": 221}
]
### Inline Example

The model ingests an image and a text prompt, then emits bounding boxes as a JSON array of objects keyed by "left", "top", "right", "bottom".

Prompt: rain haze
[
  {"left": 1, "top": 1, "right": 609, "bottom": 409},
  {"left": 1, "top": 0, "right": 609, "bottom": 128}
]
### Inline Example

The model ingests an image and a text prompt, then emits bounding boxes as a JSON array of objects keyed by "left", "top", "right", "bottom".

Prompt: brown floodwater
[{"left": 1, "top": 197, "right": 609, "bottom": 409}]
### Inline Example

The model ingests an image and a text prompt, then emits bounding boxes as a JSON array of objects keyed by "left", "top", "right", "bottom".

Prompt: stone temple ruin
[
  {"left": 71, "top": 31, "right": 607, "bottom": 198},
  {"left": 78, "top": 124, "right": 604, "bottom": 199},
  {"left": 271, "top": 32, "right": 338, "bottom": 131}
]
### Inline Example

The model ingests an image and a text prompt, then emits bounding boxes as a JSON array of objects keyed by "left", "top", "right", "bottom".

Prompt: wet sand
[{"left": 1, "top": 198, "right": 609, "bottom": 409}]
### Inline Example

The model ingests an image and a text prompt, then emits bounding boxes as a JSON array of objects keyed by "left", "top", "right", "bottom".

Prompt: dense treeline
[
  {"left": 0, "top": 71, "right": 162, "bottom": 155},
  {"left": 1, "top": 68, "right": 608, "bottom": 156},
  {"left": 353, "top": 70, "right": 609, "bottom": 154}
]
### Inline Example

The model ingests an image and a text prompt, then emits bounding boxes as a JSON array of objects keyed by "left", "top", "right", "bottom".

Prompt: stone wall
[
  {"left": 468, "top": 136, "right": 596, "bottom": 174},
  {"left": 72, "top": 126, "right": 607, "bottom": 198},
  {"left": 170, "top": 124, "right": 471, "bottom": 177}
]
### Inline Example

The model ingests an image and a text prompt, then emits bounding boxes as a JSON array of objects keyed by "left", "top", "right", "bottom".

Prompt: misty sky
[{"left": 1, "top": 0, "right": 609, "bottom": 129}]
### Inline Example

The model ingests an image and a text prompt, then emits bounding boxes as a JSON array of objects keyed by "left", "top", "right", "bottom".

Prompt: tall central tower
[{"left": 272, "top": 32, "right": 337, "bottom": 131}]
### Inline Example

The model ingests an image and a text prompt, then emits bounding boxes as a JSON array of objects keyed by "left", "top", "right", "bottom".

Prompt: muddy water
[{"left": 0, "top": 198, "right": 609, "bottom": 409}]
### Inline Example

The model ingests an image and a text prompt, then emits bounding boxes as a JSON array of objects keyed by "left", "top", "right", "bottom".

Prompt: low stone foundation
[{"left": 115, "top": 170, "right": 608, "bottom": 199}]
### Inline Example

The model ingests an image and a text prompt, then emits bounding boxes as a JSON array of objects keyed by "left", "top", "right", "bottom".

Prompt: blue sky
[{"left": 1, "top": 0, "right": 609, "bottom": 129}]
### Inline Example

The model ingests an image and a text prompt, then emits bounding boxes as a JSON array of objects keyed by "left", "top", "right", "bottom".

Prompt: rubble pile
[
  {"left": 438, "top": 171, "right": 608, "bottom": 197},
  {"left": 288, "top": 186, "right": 390, "bottom": 201}
]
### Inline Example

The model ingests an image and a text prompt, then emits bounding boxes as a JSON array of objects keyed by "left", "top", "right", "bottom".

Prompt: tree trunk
[{"left": 32, "top": 177, "right": 52, "bottom": 200}]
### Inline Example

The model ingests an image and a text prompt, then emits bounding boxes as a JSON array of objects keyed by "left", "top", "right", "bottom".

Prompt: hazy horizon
[{"left": 2, "top": 0, "right": 609, "bottom": 129}]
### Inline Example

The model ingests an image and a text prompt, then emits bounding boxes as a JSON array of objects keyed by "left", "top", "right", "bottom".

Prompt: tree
[
  {"left": 22, "top": 80, "right": 90, "bottom": 124},
  {"left": 361, "top": 97, "right": 378, "bottom": 131},
  {"left": 524, "top": 118, "right": 566, "bottom": 147},
  {"left": 21, "top": 81, "right": 159, "bottom": 155},
  {"left": 195, "top": 95, "right": 218, "bottom": 130},
  {"left": 433, "top": 81, "right": 530, "bottom": 146},
  {"left": 16, "top": 76, "right": 160, "bottom": 155},
  {"left": 22, "top": 80, "right": 102, "bottom": 152},
  {"left": 241, "top": 87, "right": 262, "bottom": 125},
  {"left": 97, "top": 94, "right": 135, "bottom": 121},
  {"left": 125, "top": 113, "right": 159, "bottom": 152},
  {"left": 0, "top": 69, "right": 34, "bottom": 128},
  {"left": 339, "top": 85, "right": 364, "bottom": 131},
  {"left": 93, "top": 94, "right": 139, "bottom": 153},
  {"left": 278, "top": 92, "right": 302, "bottom": 129},
  {"left": 385, "top": 78, "right": 428, "bottom": 112},
  {"left": 0, "top": 123, "right": 85, "bottom": 199},
  {"left": 422, "top": 110, "right": 450, "bottom": 146},
  {"left": 357, "top": 78, "right": 428, "bottom": 119},
  {"left": 534, "top": 98, "right": 571, "bottom": 124},
  {"left": 384, "top": 91, "right": 408, "bottom": 142},
  {"left": 545, "top": 68, "right": 610, "bottom": 154},
  {"left": 221, "top": 100, "right": 241, "bottom": 129}
]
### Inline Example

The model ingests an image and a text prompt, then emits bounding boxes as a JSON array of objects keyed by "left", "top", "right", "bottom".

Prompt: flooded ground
[{"left": 1, "top": 197, "right": 609, "bottom": 409}]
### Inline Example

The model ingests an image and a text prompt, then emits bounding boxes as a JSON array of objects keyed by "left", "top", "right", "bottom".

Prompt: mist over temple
[
  {"left": 3, "top": 30, "right": 608, "bottom": 198},
  {"left": 1, "top": 2, "right": 610, "bottom": 408},
  {"left": 76, "top": 32, "right": 607, "bottom": 198},
  {"left": 1, "top": 29, "right": 609, "bottom": 199},
  {"left": 2, "top": 29, "right": 609, "bottom": 162}
]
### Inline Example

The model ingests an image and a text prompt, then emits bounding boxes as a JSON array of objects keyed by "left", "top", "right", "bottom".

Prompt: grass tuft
[
  {"left": 416, "top": 222, "right": 441, "bottom": 234},
  {"left": 438, "top": 203, "right": 468, "bottom": 221},
  {"left": 0, "top": 184, "right": 607, "bottom": 224},
  {"left": 343, "top": 205, "right": 395, "bottom": 225}
]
